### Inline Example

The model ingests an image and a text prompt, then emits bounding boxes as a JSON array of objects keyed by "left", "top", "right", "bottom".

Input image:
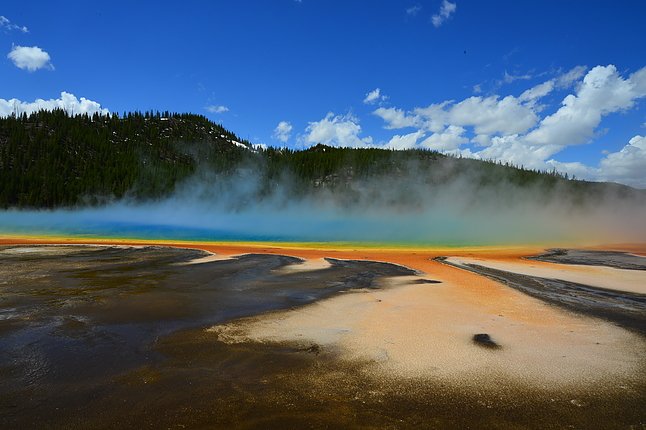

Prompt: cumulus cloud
[
  {"left": 519, "top": 81, "right": 555, "bottom": 104},
  {"left": 377, "top": 95, "right": 539, "bottom": 136},
  {"left": 0, "top": 16, "right": 28, "bottom": 33},
  {"left": 303, "top": 112, "right": 373, "bottom": 148},
  {"left": 548, "top": 135, "right": 646, "bottom": 189},
  {"left": 471, "top": 65, "right": 646, "bottom": 170},
  {"left": 525, "top": 65, "right": 646, "bottom": 147},
  {"left": 205, "top": 105, "right": 229, "bottom": 114},
  {"left": 477, "top": 136, "right": 562, "bottom": 169},
  {"left": 363, "top": 88, "right": 387, "bottom": 105},
  {"left": 598, "top": 135, "right": 646, "bottom": 187},
  {"left": 449, "top": 95, "right": 539, "bottom": 135},
  {"left": 373, "top": 107, "right": 421, "bottom": 129},
  {"left": 0, "top": 92, "right": 109, "bottom": 118},
  {"left": 419, "top": 125, "right": 468, "bottom": 151},
  {"left": 431, "top": 0, "right": 456, "bottom": 27},
  {"left": 386, "top": 130, "right": 425, "bottom": 150},
  {"left": 368, "top": 64, "right": 646, "bottom": 186},
  {"left": 412, "top": 102, "right": 451, "bottom": 132},
  {"left": 7, "top": 45, "right": 53, "bottom": 71},
  {"left": 273, "top": 121, "right": 293, "bottom": 143},
  {"left": 512, "top": 66, "right": 585, "bottom": 107},
  {"left": 297, "top": 65, "right": 643, "bottom": 187}
]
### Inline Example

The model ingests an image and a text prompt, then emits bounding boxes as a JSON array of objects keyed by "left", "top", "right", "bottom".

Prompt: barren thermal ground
[
  {"left": 3, "top": 1, "right": 646, "bottom": 428},
  {"left": 1, "top": 238, "right": 645, "bottom": 429}
]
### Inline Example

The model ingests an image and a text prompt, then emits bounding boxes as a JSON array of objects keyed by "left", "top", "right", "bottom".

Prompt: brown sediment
[
  {"left": 1, "top": 238, "right": 646, "bottom": 428},
  {"left": 444, "top": 256, "right": 646, "bottom": 294},
  {"left": 187, "top": 242, "right": 646, "bottom": 390},
  {"left": 210, "top": 264, "right": 644, "bottom": 391}
]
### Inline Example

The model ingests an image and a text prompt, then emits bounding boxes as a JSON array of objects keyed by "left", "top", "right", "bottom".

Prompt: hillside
[{"left": 0, "top": 110, "right": 641, "bottom": 209}]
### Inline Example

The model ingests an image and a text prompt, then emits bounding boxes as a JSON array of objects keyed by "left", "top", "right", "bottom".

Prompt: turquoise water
[
  {"left": 0, "top": 201, "right": 598, "bottom": 245},
  {"left": 0, "top": 207, "right": 492, "bottom": 245},
  {"left": 0, "top": 219, "right": 299, "bottom": 242}
]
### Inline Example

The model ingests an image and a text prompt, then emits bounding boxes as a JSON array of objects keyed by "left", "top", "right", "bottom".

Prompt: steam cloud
[{"left": 1, "top": 158, "right": 645, "bottom": 245}]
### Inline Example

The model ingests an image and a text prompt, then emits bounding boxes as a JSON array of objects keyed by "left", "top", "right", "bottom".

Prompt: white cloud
[
  {"left": 406, "top": 5, "right": 422, "bottom": 16},
  {"left": 378, "top": 94, "right": 540, "bottom": 137},
  {"left": 7, "top": 45, "right": 53, "bottom": 72},
  {"left": 432, "top": 0, "right": 457, "bottom": 27},
  {"left": 303, "top": 64, "right": 645, "bottom": 187},
  {"left": 477, "top": 135, "right": 562, "bottom": 169},
  {"left": 377, "top": 95, "right": 537, "bottom": 137},
  {"left": 419, "top": 125, "right": 468, "bottom": 151},
  {"left": 0, "top": 16, "right": 28, "bottom": 33},
  {"left": 518, "top": 66, "right": 588, "bottom": 105},
  {"left": 303, "top": 112, "right": 373, "bottom": 148},
  {"left": 448, "top": 95, "right": 539, "bottom": 135},
  {"left": 525, "top": 65, "right": 646, "bottom": 147},
  {"left": 519, "top": 81, "right": 554, "bottom": 103},
  {"left": 373, "top": 107, "right": 421, "bottom": 129},
  {"left": 469, "top": 65, "right": 646, "bottom": 169},
  {"left": 0, "top": 92, "right": 109, "bottom": 117},
  {"left": 471, "top": 134, "right": 491, "bottom": 147},
  {"left": 363, "top": 88, "right": 387, "bottom": 105},
  {"left": 412, "top": 102, "right": 450, "bottom": 132},
  {"left": 555, "top": 65, "right": 587, "bottom": 88},
  {"left": 597, "top": 135, "right": 646, "bottom": 188},
  {"left": 548, "top": 135, "right": 646, "bottom": 188},
  {"left": 471, "top": 65, "right": 646, "bottom": 172},
  {"left": 367, "top": 64, "right": 646, "bottom": 186},
  {"left": 386, "top": 130, "right": 425, "bottom": 150},
  {"left": 273, "top": 121, "right": 293, "bottom": 143},
  {"left": 205, "top": 105, "right": 229, "bottom": 114}
]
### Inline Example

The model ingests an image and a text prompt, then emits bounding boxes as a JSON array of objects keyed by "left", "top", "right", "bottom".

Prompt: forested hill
[
  {"left": 0, "top": 110, "right": 641, "bottom": 209},
  {"left": 0, "top": 110, "right": 253, "bottom": 207}
]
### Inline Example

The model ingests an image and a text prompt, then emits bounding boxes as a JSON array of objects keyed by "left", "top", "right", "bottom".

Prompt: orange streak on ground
[
  {"left": 0, "top": 237, "right": 548, "bottom": 326},
  {"left": 3, "top": 237, "right": 645, "bottom": 389},
  {"left": 0, "top": 236, "right": 545, "bottom": 274},
  {"left": 0, "top": 237, "right": 543, "bottom": 306},
  {"left": 2, "top": 237, "right": 643, "bottom": 304}
]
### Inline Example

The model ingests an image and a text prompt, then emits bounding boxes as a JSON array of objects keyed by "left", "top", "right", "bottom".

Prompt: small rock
[{"left": 472, "top": 333, "right": 501, "bottom": 349}]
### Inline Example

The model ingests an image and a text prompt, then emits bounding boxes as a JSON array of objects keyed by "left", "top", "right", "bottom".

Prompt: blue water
[
  {"left": 0, "top": 200, "right": 592, "bottom": 245},
  {"left": 0, "top": 205, "right": 487, "bottom": 245},
  {"left": 0, "top": 218, "right": 305, "bottom": 243}
]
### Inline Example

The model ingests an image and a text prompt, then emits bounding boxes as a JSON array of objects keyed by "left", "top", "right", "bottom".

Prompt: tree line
[{"left": 0, "top": 110, "right": 635, "bottom": 209}]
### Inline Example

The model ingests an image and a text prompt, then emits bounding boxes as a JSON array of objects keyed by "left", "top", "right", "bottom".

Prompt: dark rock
[{"left": 472, "top": 333, "right": 500, "bottom": 349}]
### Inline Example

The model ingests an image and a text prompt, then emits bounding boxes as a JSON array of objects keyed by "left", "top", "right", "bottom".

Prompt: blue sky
[{"left": 1, "top": 1, "right": 646, "bottom": 187}]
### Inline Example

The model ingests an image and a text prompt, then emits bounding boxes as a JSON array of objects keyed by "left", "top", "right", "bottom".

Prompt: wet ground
[
  {"left": 1, "top": 245, "right": 645, "bottom": 429},
  {"left": 529, "top": 248, "right": 646, "bottom": 270},
  {"left": 0, "top": 245, "right": 416, "bottom": 428},
  {"left": 438, "top": 250, "right": 646, "bottom": 334}
]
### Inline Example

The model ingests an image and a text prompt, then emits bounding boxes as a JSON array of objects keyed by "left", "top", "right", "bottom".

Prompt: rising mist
[{"left": 2, "top": 156, "right": 645, "bottom": 245}]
